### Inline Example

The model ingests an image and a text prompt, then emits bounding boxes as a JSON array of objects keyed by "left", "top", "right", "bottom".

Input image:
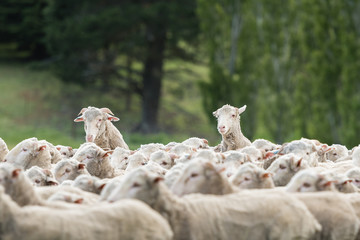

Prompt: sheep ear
[
  {"left": 56, "top": 147, "right": 61, "bottom": 151},
  {"left": 296, "top": 158, "right": 303, "bottom": 168},
  {"left": 78, "top": 108, "right": 88, "bottom": 116},
  {"left": 153, "top": 177, "right": 164, "bottom": 184},
  {"left": 102, "top": 151, "right": 114, "bottom": 158},
  {"left": 78, "top": 163, "right": 86, "bottom": 170},
  {"left": 262, "top": 172, "right": 272, "bottom": 178},
  {"left": 212, "top": 110, "right": 219, "bottom": 118},
  {"left": 74, "top": 198, "right": 84, "bottom": 204},
  {"left": 342, "top": 179, "right": 353, "bottom": 185},
  {"left": 12, "top": 169, "right": 21, "bottom": 178},
  {"left": 74, "top": 116, "right": 84, "bottom": 122},
  {"left": 98, "top": 183, "right": 106, "bottom": 190},
  {"left": 238, "top": 105, "right": 247, "bottom": 114},
  {"left": 38, "top": 145, "right": 47, "bottom": 151},
  {"left": 47, "top": 180, "right": 58, "bottom": 186},
  {"left": 107, "top": 114, "right": 120, "bottom": 122},
  {"left": 68, "top": 147, "right": 73, "bottom": 151},
  {"left": 100, "top": 108, "right": 115, "bottom": 115}
]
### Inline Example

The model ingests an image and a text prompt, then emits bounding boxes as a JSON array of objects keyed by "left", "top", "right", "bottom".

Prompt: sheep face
[
  {"left": 230, "top": 163, "right": 274, "bottom": 189},
  {"left": 56, "top": 145, "right": 75, "bottom": 159},
  {"left": 346, "top": 168, "right": 360, "bottom": 188},
  {"left": 25, "top": 166, "right": 58, "bottom": 186},
  {"left": 285, "top": 170, "right": 335, "bottom": 193},
  {"left": 107, "top": 168, "right": 162, "bottom": 205},
  {"left": 74, "top": 107, "right": 119, "bottom": 143},
  {"left": 268, "top": 154, "right": 307, "bottom": 186},
  {"left": 149, "top": 150, "right": 173, "bottom": 170},
  {"left": 222, "top": 151, "right": 249, "bottom": 177},
  {"left": 54, "top": 159, "right": 88, "bottom": 183},
  {"left": 0, "top": 138, "right": 9, "bottom": 162},
  {"left": 325, "top": 144, "right": 348, "bottom": 162},
  {"left": 213, "top": 104, "right": 246, "bottom": 135},
  {"left": 125, "top": 153, "right": 148, "bottom": 171},
  {"left": 111, "top": 147, "right": 132, "bottom": 170},
  {"left": 171, "top": 160, "right": 225, "bottom": 196}
]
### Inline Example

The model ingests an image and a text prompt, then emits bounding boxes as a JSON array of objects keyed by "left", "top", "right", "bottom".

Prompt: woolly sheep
[
  {"left": 137, "top": 143, "right": 165, "bottom": 158},
  {"left": 278, "top": 140, "right": 319, "bottom": 167},
  {"left": 25, "top": 166, "right": 58, "bottom": 186},
  {"left": 181, "top": 137, "right": 209, "bottom": 150},
  {"left": 143, "top": 161, "right": 168, "bottom": 176},
  {"left": 168, "top": 143, "right": 197, "bottom": 157},
  {"left": 75, "top": 142, "right": 117, "bottom": 178},
  {"left": 107, "top": 169, "right": 321, "bottom": 240},
  {"left": 39, "top": 139, "right": 62, "bottom": 164},
  {"left": 170, "top": 160, "right": 237, "bottom": 196},
  {"left": 72, "top": 175, "right": 106, "bottom": 194},
  {"left": 213, "top": 104, "right": 251, "bottom": 152},
  {"left": 110, "top": 147, "right": 133, "bottom": 170},
  {"left": 267, "top": 153, "right": 309, "bottom": 186},
  {"left": 222, "top": 151, "right": 251, "bottom": 177},
  {"left": 99, "top": 176, "right": 123, "bottom": 201},
  {"left": 0, "top": 137, "right": 9, "bottom": 162},
  {"left": 55, "top": 145, "right": 76, "bottom": 159},
  {"left": 149, "top": 150, "right": 174, "bottom": 170},
  {"left": 251, "top": 138, "right": 280, "bottom": 152},
  {"left": 125, "top": 152, "right": 148, "bottom": 171},
  {"left": 53, "top": 158, "right": 90, "bottom": 183},
  {"left": 164, "top": 162, "right": 186, "bottom": 188},
  {"left": 352, "top": 146, "right": 360, "bottom": 166},
  {"left": 294, "top": 192, "right": 360, "bottom": 240},
  {"left": 325, "top": 144, "right": 349, "bottom": 162},
  {"left": 74, "top": 106, "right": 129, "bottom": 150},
  {"left": 285, "top": 169, "right": 337, "bottom": 192},
  {"left": 0, "top": 185, "right": 174, "bottom": 240},
  {"left": 229, "top": 162, "right": 274, "bottom": 189},
  {"left": 5, "top": 137, "right": 52, "bottom": 170},
  {"left": 346, "top": 168, "right": 360, "bottom": 188}
]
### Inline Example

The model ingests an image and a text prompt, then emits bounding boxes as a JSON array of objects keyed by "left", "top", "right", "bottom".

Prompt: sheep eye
[
  {"left": 65, "top": 168, "right": 71, "bottom": 173},
  {"left": 22, "top": 148, "right": 28, "bottom": 152},
  {"left": 244, "top": 177, "right": 250, "bottom": 181},
  {"left": 355, "top": 179, "right": 360, "bottom": 183},
  {"left": 303, "top": 182, "right": 311, "bottom": 188},
  {"left": 231, "top": 114, "right": 236, "bottom": 118},
  {"left": 62, "top": 152, "right": 67, "bottom": 156},
  {"left": 306, "top": 152, "right": 310, "bottom": 155},
  {"left": 98, "top": 119, "right": 102, "bottom": 122},
  {"left": 257, "top": 157, "right": 261, "bottom": 160},
  {"left": 162, "top": 161, "right": 168, "bottom": 165},
  {"left": 333, "top": 153, "right": 337, "bottom": 156},
  {"left": 279, "top": 164, "right": 286, "bottom": 169},
  {"left": 191, "top": 173, "right": 198, "bottom": 178},
  {"left": 35, "top": 179, "right": 41, "bottom": 184},
  {"left": 132, "top": 182, "right": 140, "bottom": 188},
  {"left": 124, "top": 157, "right": 128, "bottom": 160}
]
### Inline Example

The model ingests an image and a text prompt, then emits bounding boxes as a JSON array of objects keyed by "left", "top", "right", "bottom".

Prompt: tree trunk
[{"left": 136, "top": 27, "right": 166, "bottom": 133}]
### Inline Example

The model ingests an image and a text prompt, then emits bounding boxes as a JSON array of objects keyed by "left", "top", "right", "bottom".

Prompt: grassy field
[{"left": 0, "top": 61, "right": 219, "bottom": 150}]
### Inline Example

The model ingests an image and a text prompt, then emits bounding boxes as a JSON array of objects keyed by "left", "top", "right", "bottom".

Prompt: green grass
[{"left": 0, "top": 61, "right": 219, "bottom": 150}]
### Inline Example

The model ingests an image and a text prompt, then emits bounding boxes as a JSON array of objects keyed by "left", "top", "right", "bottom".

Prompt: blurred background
[{"left": 0, "top": 0, "right": 359, "bottom": 149}]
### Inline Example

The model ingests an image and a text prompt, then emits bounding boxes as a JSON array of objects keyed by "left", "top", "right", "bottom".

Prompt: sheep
[
  {"left": 352, "top": 146, "right": 360, "bottom": 166},
  {"left": 55, "top": 145, "right": 76, "bottom": 159},
  {"left": 170, "top": 160, "right": 237, "bottom": 196},
  {"left": 267, "top": 153, "right": 309, "bottom": 186},
  {"left": 149, "top": 150, "right": 174, "bottom": 170},
  {"left": 320, "top": 171, "right": 359, "bottom": 193},
  {"left": 229, "top": 162, "right": 275, "bottom": 189},
  {"left": 47, "top": 191, "right": 86, "bottom": 204},
  {"left": 5, "top": 137, "right": 52, "bottom": 170},
  {"left": 164, "top": 162, "right": 186, "bottom": 188},
  {"left": 181, "top": 137, "right": 209, "bottom": 150},
  {"left": 346, "top": 167, "right": 360, "bottom": 188},
  {"left": 325, "top": 144, "right": 349, "bottom": 162},
  {"left": 99, "top": 176, "right": 123, "bottom": 201},
  {"left": 0, "top": 137, "right": 9, "bottom": 162},
  {"left": 25, "top": 166, "right": 58, "bottom": 186},
  {"left": 294, "top": 192, "right": 360, "bottom": 240},
  {"left": 0, "top": 163, "right": 99, "bottom": 207},
  {"left": 53, "top": 158, "right": 90, "bottom": 183},
  {"left": 212, "top": 104, "right": 251, "bottom": 152},
  {"left": 0, "top": 185, "right": 174, "bottom": 240},
  {"left": 74, "top": 106, "right": 129, "bottom": 150},
  {"left": 39, "top": 139, "right": 63, "bottom": 164},
  {"left": 143, "top": 161, "right": 168, "bottom": 176},
  {"left": 168, "top": 143, "right": 197, "bottom": 157},
  {"left": 285, "top": 169, "right": 337, "bottom": 193},
  {"left": 107, "top": 168, "right": 321, "bottom": 240},
  {"left": 125, "top": 152, "right": 148, "bottom": 172},
  {"left": 138, "top": 143, "right": 166, "bottom": 158},
  {"left": 278, "top": 140, "right": 319, "bottom": 167},
  {"left": 110, "top": 147, "right": 133, "bottom": 170},
  {"left": 74, "top": 142, "right": 117, "bottom": 178},
  {"left": 251, "top": 138, "right": 280, "bottom": 152},
  {"left": 72, "top": 175, "right": 106, "bottom": 194},
  {"left": 221, "top": 151, "right": 251, "bottom": 177}
]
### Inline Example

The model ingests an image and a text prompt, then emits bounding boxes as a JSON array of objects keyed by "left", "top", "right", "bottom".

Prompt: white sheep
[
  {"left": 72, "top": 175, "right": 106, "bottom": 194},
  {"left": 325, "top": 144, "right": 349, "bottom": 162},
  {"left": 55, "top": 145, "right": 76, "bottom": 159},
  {"left": 352, "top": 146, "right": 360, "bottom": 166},
  {"left": 267, "top": 153, "right": 309, "bottom": 186},
  {"left": 125, "top": 152, "right": 148, "bottom": 172},
  {"left": 39, "top": 139, "right": 63, "bottom": 164},
  {"left": 0, "top": 137, "right": 9, "bottom": 162},
  {"left": 0, "top": 185, "right": 174, "bottom": 240},
  {"left": 149, "top": 150, "right": 174, "bottom": 169},
  {"left": 213, "top": 104, "right": 251, "bottom": 151},
  {"left": 170, "top": 160, "right": 237, "bottom": 196},
  {"left": 107, "top": 168, "right": 321, "bottom": 240},
  {"left": 110, "top": 147, "right": 133, "bottom": 170},
  {"left": 53, "top": 158, "right": 90, "bottom": 183},
  {"left": 25, "top": 166, "right": 58, "bottom": 186},
  {"left": 99, "top": 176, "right": 123, "bottom": 201},
  {"left": 181, "top": 137, "right": 209, "bottom": 150},
  {"left": 137, "top": 143, "right": 166, "bottom": 158},
  {"left": 285, "top": 169, "right": 337, "bottom": 192},
  {"left": 278, "top": 139, "right": 319, "bottom": 167},
  {"left": 74, "top": 142, "right": 117, "bottom": 178},
  {"left": 346, "top": 167, "right": 360, "bottom": 188},
  {"left": 294, "top": 192, "right": 360, "bottom": 240},
  {"left": 168, "top": 143, "right": 197, "bottom": 157},
  {"left": 163, "top": 162, "right": 186, "bottom": 188},
  {"left": 221, "top": 151, "right": 251, "bottom": 177},
  {"left": 5, "top": 137, "right": 52, "bottom": 170},
  {"left": 142, "top": 161, "right": 168, "bottom": 176},
  {"left": 229, "top": 162, "right": 274, "bottom": 189},
  {"left": 251, "top": 138, "right": 280, "bottom": 152},
  {"left": 74, "top": 106, "right": 129, "bottom": 150}
]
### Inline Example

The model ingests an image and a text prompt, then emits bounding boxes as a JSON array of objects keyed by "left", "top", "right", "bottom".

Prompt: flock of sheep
[{"left": 1, "top": 105, "right": 360, "bottom": 239}]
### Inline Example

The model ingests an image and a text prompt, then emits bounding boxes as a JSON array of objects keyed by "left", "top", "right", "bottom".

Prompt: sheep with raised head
[
  {"left": 230, "top": 162, "right": 274, "bottom": 189},
  {"left": 170, "top": 160, "right": 237, "bottom": 196},
  {"left": 0, "top": 185, "right": 174, "bottom": 240},
  {"left": 0, "top": 137, "right": 9, "bottom": 162},
  {"left": 74, "top": 106, "right": 129, "bottom": 150},
  {"left": 267, "top": 153, "right": 309, "bottom": 186},
  {"left": 5, "top": 137, "right": 52, "bottom": 170},
  {"left": 107, "top": 168, "right": 321, "bottom": 240},
  {"left": 53, "top": 158, "right": 90, "bottom": 183},
  {"left": 25, "top": 166, "right": 58, "bottom": 186},
  {"left": 213, "top": 104, "right": 251, "bottom": 152}
]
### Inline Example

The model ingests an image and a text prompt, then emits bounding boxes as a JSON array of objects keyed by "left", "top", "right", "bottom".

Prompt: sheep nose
[
  {"left": 218, "top": 125, "right": 226, "bottom": 132},
  {"left": 86, "top": 135, "right": 94, "bottom": 142}
]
